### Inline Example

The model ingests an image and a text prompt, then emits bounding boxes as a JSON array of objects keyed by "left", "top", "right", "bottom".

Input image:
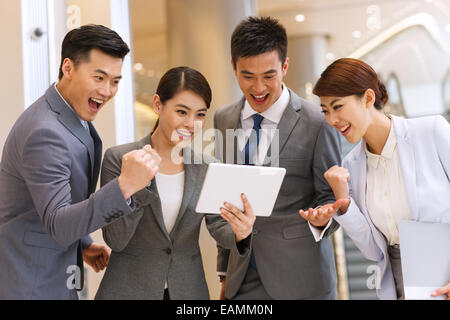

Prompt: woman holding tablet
[
  {"left": 299, "top": 58, "right": 450, "bottom": 300},
  {"left": 95, "top": 66, "right": 255, "bottom": 300}
]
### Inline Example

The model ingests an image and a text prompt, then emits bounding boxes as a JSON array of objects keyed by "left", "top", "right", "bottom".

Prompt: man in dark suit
[
  {"left": 0, "top": 25, "right": 159, "bottom": 299},
  {"left": 215, "top": 16, "right": 342, "bottom": 299}
]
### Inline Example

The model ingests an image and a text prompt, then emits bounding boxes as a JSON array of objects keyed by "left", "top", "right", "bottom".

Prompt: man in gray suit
[
  {"left": 215, "top": 17, "right": 342, "bottom": 299},
  {"left": 0, "top": 25, "right": 159, "bottom": 299}
]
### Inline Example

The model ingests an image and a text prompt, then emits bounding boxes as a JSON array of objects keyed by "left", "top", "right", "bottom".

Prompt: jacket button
[{"left": 166, "top": 248, "right": 172, "bottom": 255}]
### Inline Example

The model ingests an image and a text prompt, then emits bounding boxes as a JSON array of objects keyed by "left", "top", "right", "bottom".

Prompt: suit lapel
[
  {"left": 45, "top": 85, "right": 96, "bottom": 179},
  {"left": 392, "top": 116, "right": 418, "bottom": 220},
  {"left": 169, "top": 148, "right": 197, "bottom": 238},
  {"left": 224, "top": 99, "right": 244, "bottom": 164},
  {"left": 263, "top": 89, "right": 300, "bottom": 166},
  {"left": 129, "top": 134, "right": 171, "bottom": 239}
]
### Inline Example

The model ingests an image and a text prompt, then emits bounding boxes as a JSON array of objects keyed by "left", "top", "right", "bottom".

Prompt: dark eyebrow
[
  {"left": 321, "top": 98, "right": 341, "bottom": 108},
  {"left": 240, "top": 69, "right": 277, "bottom": 75},
  {"left": 176, "top": 104, "right": 207, "bottom": 112},
  {"left": 94, "top": 69, "right": 122, "bottom": 79}
]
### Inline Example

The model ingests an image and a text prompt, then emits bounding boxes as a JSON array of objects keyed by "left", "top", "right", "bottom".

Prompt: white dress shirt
[
  {"left": 238, "top": 84, "right": 330, "bottom": 241},
  {"left": 155, "top": 171, "right": 185, "bottom": 234},
  {"left": 238, "top": 83, "right": 290, "bottom": 165},
  {"left": 155, "top": 171, "right": 185, "bottom": 288},
  {"left": 365, "top": 120, "right": 412, "bottom": 246}
]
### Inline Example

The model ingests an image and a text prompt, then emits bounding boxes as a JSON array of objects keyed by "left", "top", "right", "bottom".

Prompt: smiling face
[
  {"left": 320, "top": 92, "right": 374, "bottom": 144},
  {"left": 233, "top": 50, "right": 288, "bottom": 113},
  {"left": 153, "top": 90, "right": 208, "bottom": 147},
  {"left": 58, "top": 48, "right": 123, "bottom": 122}
]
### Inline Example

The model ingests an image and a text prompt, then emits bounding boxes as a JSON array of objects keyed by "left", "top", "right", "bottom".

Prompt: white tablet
[
  {"left": 195, "top": 163, "right": 286, "bottom": 216},
  {"left": 399, "top": 220, "right": 450, "bottom": 300}
]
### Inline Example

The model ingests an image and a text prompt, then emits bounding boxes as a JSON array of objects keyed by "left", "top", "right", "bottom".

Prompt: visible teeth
[
  {"left": 176, "top": 129, "right": 192, "bottom": 136},
  {"left": 253, "top": 94, "right": 267, "bottom": 99},
  {"left": 91, "top": 98, "right": 103, "bottom": 104},
  {"left": 339, "top": 125, "right": 350, "bottom": 132}
]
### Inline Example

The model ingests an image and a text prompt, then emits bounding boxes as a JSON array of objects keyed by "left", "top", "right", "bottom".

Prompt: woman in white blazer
[{"left": 299, "top": 58, "right": 450, "bottom": 300}]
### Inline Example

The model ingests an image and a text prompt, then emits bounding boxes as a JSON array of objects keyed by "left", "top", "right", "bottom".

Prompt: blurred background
[{"left": 1, "top": 0, "right": 449, "bottom": 300}]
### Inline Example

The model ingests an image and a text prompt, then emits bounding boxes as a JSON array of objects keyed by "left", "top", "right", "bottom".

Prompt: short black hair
[
  {"left": 231, "top": 16, "right": 287, "bottom": 68},
  {"left": 58, "top": 24, "right": 130, "bottom": 80}
]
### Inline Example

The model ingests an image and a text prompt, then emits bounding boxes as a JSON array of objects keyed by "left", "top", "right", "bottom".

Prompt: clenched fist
[
  {"left": 118, "top": 144, "right": 161, "bottom": 199},
  {"left": 323, "top": 165, "right": 351, "bottom": 206}
]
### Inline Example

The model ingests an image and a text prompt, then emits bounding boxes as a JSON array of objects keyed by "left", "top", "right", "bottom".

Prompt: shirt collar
[
  {"left": 54, "top": 83, "right": 89, "bottom": 129},
  {"left": 365, "top": 119, "right": 397, "bottom": 169},
  {"left": 242, "top": 83, "right": 289, "bottom": 124}
]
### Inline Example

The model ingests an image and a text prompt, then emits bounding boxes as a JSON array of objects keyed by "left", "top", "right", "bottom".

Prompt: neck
[
  {"left": 56, "top": 81, "right": 70, "bottom": 104},
  {"left": 363, "top": 110, "right": 391, "bottom": 155},
  {"left": 150, "top": 128, "right": 184, "bottom": 173}
]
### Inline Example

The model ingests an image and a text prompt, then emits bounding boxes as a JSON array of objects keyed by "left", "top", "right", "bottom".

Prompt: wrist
[
  {"left": 118, "top": 175, "right": 133, "bottom": 200},
  {"left": 339, "top": 198, "right": 351, "bottom": 214}
]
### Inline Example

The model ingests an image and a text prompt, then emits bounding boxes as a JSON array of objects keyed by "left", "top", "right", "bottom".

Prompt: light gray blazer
[
  {"left": 333, "top": 115, "right": 450, "bottom": 299},
  {"left": 0, "top": 85, "right": 133, "bottom": 299},
  {"left": 214, "top": 88, "right": 342, "bottom": 299},
  {"left": 95, "top": 135, "right": 245, "bottom": 300}
]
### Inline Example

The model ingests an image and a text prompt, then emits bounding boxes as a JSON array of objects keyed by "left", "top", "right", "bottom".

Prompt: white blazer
[{"left": 333, "top": 115, "right": 450, "bottom": 299}]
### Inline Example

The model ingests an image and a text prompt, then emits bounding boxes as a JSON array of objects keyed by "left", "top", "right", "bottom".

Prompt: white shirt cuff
[
  {"left": 217, "top": 272, "right": 227, "bottom": 277},
  {"left": 308, "top": 218, "right": 333, "bottom": 242}
]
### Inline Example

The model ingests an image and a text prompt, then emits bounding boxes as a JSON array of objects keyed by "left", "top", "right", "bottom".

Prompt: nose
[
  {"left": 253, "top": 77, "right": 266, "bottom": 93},
  {"left": 98, "top": 82, "right": 114, "bottom": 99},
  {"left": 185, "top": 116, "right": 203, "bottom": 133},
  {"left": 328, "top": 111, "right": 339, "bottom": 126}
]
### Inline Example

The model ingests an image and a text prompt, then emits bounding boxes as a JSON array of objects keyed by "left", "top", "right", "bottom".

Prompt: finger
[
  {"left": 299, "top": 209, "right": 310, "bottom": 221},
  {"left": 103, "top": 249, "right": 110, "bottom": 265},
  {"left": 307, "top": 208, "right": 316, "bottom": 220},
  {"left": 241, "top": 194, "right": 255, "bottom": 218},
  {"left": 223, "top": 202, "right": 246, "bottom": 222},
  {"left": 220, "top": 209, "right": 242, "bottom": 230},
  {"left": 431, "top": 285, "right": 450, "bottom": 296}
]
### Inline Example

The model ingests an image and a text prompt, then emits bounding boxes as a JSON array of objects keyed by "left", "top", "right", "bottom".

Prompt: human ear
[
  {"left": 364, "top": 89, "right": 376, "bottom": 109},
  {"left": 231, "top": 58, "right": 237, "bottom": 75},
  {"left": 282, "top": 57, "right": 289, "bottom": 76},
  {"left": 153, "top": 94, "right": 163, "bottom": 115},
  {"left": 61, "top": 58, "right": 74, "bottom": 80}
]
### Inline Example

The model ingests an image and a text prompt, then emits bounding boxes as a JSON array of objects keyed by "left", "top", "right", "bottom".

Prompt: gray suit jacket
[
  {"left": 0, "top": 85, "right": 133, "bottom": 299},
  {"left": 214, "top": 88, "right": 342, "bottom": 299},
  {"left": 95, "top": 135, "right": 245, "bottom": 300}
]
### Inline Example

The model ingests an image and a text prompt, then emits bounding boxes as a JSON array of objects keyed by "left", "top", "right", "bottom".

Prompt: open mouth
[
  {"left": 176, "top": 129, "right": 193, "bottom": 140},
  {"left": 337, "top": 124, "right": 351, "bottom": 136},
  {"left": 88, "top": 98, "right": 104, "bottom": 112},
  {"left": 251, "top": 93, "right": 269, "bottom": 105}
]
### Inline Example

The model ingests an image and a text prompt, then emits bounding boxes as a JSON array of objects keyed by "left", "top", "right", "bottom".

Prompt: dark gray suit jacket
[
  {"left": 95, "top": 135, "right": 246, "bottom": 300},
  {"left": 214, "top": 88, "right": 342, "bottom": 299},
  {"left": 0, "top": 85, "right": 133, "bottom": 299}
]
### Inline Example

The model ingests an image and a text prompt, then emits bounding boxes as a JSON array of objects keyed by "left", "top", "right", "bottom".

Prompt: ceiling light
[
  {"left": 352, "top": 30, "right": 362, "bottom": 39},
  {"left": 295, "top": 14, "right": 305, "bottom": 23},
  {"left": 133, "top": 63, "right": 143, "bottom": 72}
]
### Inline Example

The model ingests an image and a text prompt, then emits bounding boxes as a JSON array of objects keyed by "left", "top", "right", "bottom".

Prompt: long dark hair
[
  {"left": 153, "top": 66, "right": 212, "bottom": 129},
  {"left": 313, "top": 58, "right": 388, "bottom": 110}
]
